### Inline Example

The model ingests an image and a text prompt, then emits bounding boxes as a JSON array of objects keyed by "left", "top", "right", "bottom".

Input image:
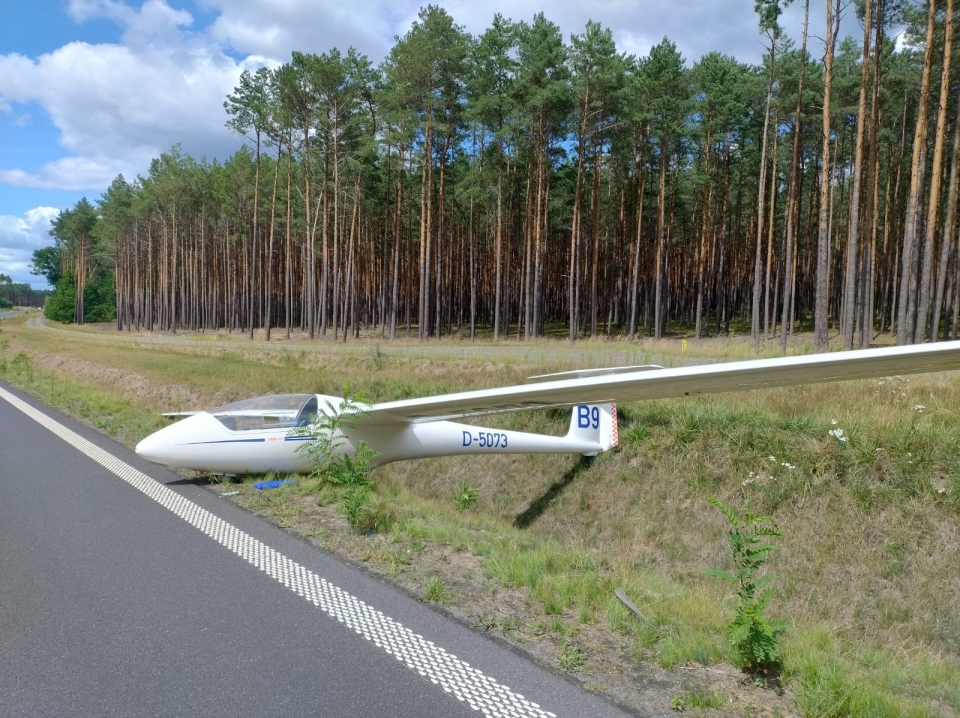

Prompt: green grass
[
  {"left": 671, "top": 687, "right": 725, "bottom": 711},
  {"left": 423, "top": 575, "right": 453, "bottom": 604},
  {"left": 3, "top": 314, "right": 960, "bottom": 716}
]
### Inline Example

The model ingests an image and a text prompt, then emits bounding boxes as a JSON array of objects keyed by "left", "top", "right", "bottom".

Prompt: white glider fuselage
[
  {"left": 135, "top": 341, "right": 960, "bottom": 476},
  {"left": 135, "top": 394, "right": 618, "bottom": 475}
]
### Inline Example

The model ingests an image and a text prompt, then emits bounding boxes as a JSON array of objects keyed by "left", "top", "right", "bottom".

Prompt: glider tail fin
[{"left": 566, "top": 403, "right": 618, "bottom": 456}]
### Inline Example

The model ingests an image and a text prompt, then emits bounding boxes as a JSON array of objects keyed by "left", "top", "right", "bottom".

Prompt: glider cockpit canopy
[{"left": 209, "top": 394, "right": 318, "bottom": 432}]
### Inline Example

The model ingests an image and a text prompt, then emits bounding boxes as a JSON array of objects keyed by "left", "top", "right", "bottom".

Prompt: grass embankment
[{"left": 2, "top": 312, "right": 959, "bottom": 717}]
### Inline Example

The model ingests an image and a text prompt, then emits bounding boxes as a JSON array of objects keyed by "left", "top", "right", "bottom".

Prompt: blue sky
[{"left": 0, "top": 0, "right": 862, "bottom": 289}]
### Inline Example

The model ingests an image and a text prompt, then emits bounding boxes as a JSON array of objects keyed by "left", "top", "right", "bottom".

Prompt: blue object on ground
[{"left": 254, "top": 478, "right": 298, "bottom": 490}]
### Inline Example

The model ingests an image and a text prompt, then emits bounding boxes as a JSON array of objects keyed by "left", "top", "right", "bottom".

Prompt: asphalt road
[
  {"left": 0, "top": 381, "right": 635, "bottom": 718},
  {"left": 0, "top": 310, "right": 22, "bottom": 319}
]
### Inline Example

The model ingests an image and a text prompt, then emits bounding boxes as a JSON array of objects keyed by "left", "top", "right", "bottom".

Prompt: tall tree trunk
[
  {"left": 752, "top": 37, "right": 775, "bottom": 349},
  {"left": 814, "top": 0, "right": 840, "bottom": 353},
  {"left": 264, "top": 147, "right": 280, "bottom": 341},
  {"left": 931, "top": 96, "right": 960, "bottom": 340},
  {"left": 249, "top": 129, "right": 260, "bottom": 340},
  {"left": 859, "top": 0, "right": 884, "bottom": 347},
  {"left": 419, "top": 119, "right": 433, "bottom": 341},
  {"left": 569, "top": 87, "right": 588, "bottom": 343},
  {"left": 782, "top": 0, "right": 809, "bottom": 354},
  {"left": 628, "top": 129, "right": 649, "bottom": 338},
  {"left": 285, "top": 139, "right": 293, "bottom": 340},
  {"left": 390, "top": 144, "right": 405, "bottom": 340},
  {"left": 654, "top": 138, "right": 668, "bottom": 340},
  {"left": 842, "top": 0, "right": 872, "bottom": 349},
  {"left": 763, "top": 103, "right": 779, "bottom": 340},
  {"left": 589, "top": 130, "right": 603, "bottom": 337},
  {"left": 916, "top": 0, "right": 953, "bottom": 341},
  {"left": 897, "top": 0, "right": 938, "bottom": 344}
]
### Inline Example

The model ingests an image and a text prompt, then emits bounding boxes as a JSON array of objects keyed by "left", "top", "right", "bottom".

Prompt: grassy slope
[{"left": 2, "top": 313, "right": 959, "bottom": 717}]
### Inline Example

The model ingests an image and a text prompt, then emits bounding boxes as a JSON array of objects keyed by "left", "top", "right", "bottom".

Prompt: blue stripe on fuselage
[{"left": 184, "top": 438, "right": 267, "bottom": 445}]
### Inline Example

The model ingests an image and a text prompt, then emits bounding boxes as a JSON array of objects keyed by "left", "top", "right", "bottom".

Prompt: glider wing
[{"left": 361, "top": 342, "right": 960, "bottom": 426}]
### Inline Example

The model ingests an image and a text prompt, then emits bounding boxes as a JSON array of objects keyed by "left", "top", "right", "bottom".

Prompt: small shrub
[
  {"left": 294, "top": 389, "right": 378, "bottom": 489},
  {"left": 705, "top": 497, "right": 785, "bottom": 673},
  {"left": 11, "top": 351, "right": 33, "bottom": 380},
  {"left": 454, "top": 482, "right": 479, "bottom": 511},
  {"left": 340, "top": 487, "right": 372, "bottom": 530}
]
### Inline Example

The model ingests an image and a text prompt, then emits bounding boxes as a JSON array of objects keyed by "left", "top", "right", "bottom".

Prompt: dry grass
[{"left": 3, "top": 312, "right": 960, "bottom": 716}]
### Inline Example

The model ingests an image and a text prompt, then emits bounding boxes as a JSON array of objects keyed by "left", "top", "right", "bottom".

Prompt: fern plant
[{"left": 705, "top": 497, "right": 786, "bottom": 673}]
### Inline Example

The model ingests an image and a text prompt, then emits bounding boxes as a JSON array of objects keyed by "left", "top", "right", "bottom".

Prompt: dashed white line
[{"left": 0, "top": 386, "right": 557, "bottom": 718}]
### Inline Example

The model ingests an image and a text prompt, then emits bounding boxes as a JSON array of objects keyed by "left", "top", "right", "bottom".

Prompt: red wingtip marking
[{"left": 611, "top": 403, "right": 619, "bottom": 447}]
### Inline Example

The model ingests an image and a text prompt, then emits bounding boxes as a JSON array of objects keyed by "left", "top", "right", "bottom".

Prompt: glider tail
[{"left": 566, "top": 403, "right": 618, "bottom": 456}]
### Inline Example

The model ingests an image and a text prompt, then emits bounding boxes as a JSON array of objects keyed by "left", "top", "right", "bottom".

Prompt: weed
[
  {"left": 11, "top": 351, "right": 33, "bottom": 380},
  {"left": 340, "top": 487, "right": 372, "bottom": 530},
  {"left": 670, "top": 688, "right": 724, "bottom": 711},
  {"left": 454, "top": 482, "right": 479, "bottom": 511},
  {"left": 315, "top": 484, "right": 343, "bottom": 506},
  {"left": 294, "top": 389, "right": 379, "bottom": 489},
  {"left": 557, "top": 638, "right": 585, "bottom": 672},
  {"left": 369, "top": 344, "right": 387, "bottom": 370},
  {"left": 424, "top": 575, "right": 452, "bottom": 604},
  {"left": 359, "top": 496, "right": 397, "bottom": 534},
  {"left": 706, "top": 497, "right": 785, "bottom": 673}
]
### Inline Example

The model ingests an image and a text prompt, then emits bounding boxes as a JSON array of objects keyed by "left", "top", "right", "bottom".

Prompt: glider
[{"left": 135, "top": 341, "right": 960, "bottom": 475}]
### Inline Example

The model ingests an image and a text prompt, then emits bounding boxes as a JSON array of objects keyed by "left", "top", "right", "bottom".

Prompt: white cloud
[
  {"left": 0, "top": 207, "right": 60, "bottom": 287},
  {"left": 0, "top": 156, "right": 140, "bottom": 191},
  {"left": 0, "top": 1, "right": 247, "bottom": 194},
  {"left": 202, "top": 0, "right": 781, "bottom": 66},
  {"left": 68, "top": 0, "right": 193, "bottom": 47},
  {"left": 203, "top": 0, "right": 398, "bottom": 62},
  {"left": 0, "top": 206, "right": 59, "bottom": 251}
]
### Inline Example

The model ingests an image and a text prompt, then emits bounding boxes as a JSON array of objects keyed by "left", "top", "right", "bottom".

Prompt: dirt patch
[{"left": 30, "top": 351, "right": 216, "bottom": 410}]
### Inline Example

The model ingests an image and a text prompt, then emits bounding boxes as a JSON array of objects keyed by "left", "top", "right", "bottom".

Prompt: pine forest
[{"left": 35, "top": 1, "right": 960, "bottom": 351}]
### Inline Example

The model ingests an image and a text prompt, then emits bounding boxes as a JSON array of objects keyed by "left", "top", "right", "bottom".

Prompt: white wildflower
[
  {"left": 828, "top": 428, "right": 848, "bottom": 443},
  {"left": 914, "top": 404, "right": 925, "bottom": 412}
]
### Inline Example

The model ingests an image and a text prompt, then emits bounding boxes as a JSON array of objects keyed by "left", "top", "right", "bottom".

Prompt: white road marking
[{"left": 0, "top": 386, "right": 556, "bottom": 718}]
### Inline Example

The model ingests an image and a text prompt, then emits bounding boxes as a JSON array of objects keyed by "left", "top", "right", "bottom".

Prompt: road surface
[{"left": 0, "top": 381, "right": 636, "bottom": 718}]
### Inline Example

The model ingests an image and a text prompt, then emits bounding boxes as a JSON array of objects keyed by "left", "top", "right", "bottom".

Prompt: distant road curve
[{"left": 0, "top": 310, "right": 22, "bottom": 320}]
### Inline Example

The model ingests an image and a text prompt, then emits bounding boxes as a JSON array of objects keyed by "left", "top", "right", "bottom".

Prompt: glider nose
[{"left": 135, "top": 431, "right": 166, "bottom": 463}]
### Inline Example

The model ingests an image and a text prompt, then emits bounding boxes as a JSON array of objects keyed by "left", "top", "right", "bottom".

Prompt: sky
[{"left": 0, "top": 0, "right": 867, "bottom": 289}]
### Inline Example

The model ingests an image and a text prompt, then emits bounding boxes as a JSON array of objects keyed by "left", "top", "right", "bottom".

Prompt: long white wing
[{"left": 362, "top": 342, "right": 960, "bottom": 426}]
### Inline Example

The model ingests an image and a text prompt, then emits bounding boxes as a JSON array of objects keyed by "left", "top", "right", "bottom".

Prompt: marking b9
[{"left": 577, "top": 406, "right": 600, "bottom": 430}]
